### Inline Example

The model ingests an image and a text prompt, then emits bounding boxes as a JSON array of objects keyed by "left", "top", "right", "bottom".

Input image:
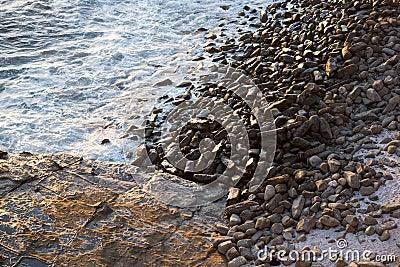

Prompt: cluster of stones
[
  {"left": 202, "top": 0, "right": 400, "bottom": 266},
  {"left": 144, "top": 83, "right": 263, "bottom": 186}
]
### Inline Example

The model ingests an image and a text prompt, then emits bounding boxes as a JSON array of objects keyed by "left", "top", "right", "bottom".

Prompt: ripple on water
[{"left": 0, "top": 0, "right": 270, "bottom": 161}]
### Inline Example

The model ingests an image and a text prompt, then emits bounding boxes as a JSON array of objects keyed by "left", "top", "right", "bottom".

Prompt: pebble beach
[{"left": 0, "top": 0, "right": 399, "bottom": 266}]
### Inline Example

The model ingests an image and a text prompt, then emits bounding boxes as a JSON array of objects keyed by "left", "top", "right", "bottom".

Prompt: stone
[
  {"left": 228, "top": 256, "right": 248, "bottom": 267},
  {"left": 319, "top": 117, "right": 333, "bottom": 139},
  {"left": 255, "top": 217, "right": 270, "bottom": 230},
  {"left": 370, "top": 124, "right": 382, "bottom": 134},
  {"left": 237, "top": 239, "right": 252, "bottom": 248},
  {"left": 270, "top": 223, "right": 284, "bottom": 234},
  {"left": 328, "top": 159, "right": 341, "bottom": 173},
  {"left": 218, "top": 241, "right": 235, "bottom": 254},
  {"left": 387, "top": 145, "right": 397, "bottom": 154},
  {"left": 340, "top": 64, "right": 358, "bottom": 76},
  {"left": 260, "top": 10, "right": 267, "bottom": 23},
  {"left": 292, "top": 195, "right": 305, "bottom": 219},
  {"left": 297, "top": 217, "right": 317, "bottom": 233},
  {"left": 379, "top": 230, "right": 391, "bottom": 241},
  {"left": 326, "top": 57, "right": 338, "bottom": 76},
  {"left": 319, "top": 215, "right": 340, "bottom": 227},
  {"left": 360, "top": 186, "right": 376, "bottom": 196},
  {"left": 383, "top": 95, "right": 400, "bottom": 113},
  {"left": 362, "top": 215, "right": 378, "bottom": 226},
  {"left": 309, "top": 155, "right": 322, "bottom": 167},
  {"left": 381, "top": 203, "right": 400, "bottom": 213},
  {"left": 230, "top": 214, "right": 241, "bottom": 226},
  {"left": 226, "top": 247, "right": 240, "bottom": 261},
  {"left": 366, "top": 88, "right": 381, "bottom": 102},
  {"left": 264, "top": 185, "right": 276, "bottom": 201},
  {"left": 292, "top": 137, "right": 311, "bottom": 149},
  {"left": 344, "top": 215, "right": 359, "bottom": 227},
  {"left": 344, "top": 171, "right": 361, "bottom": 189}
]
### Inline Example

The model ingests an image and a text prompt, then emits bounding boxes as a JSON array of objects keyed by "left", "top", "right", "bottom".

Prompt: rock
[
  {"left": 292, "top": 195, "right": 305, "bottom": 219},
  {"left": 270, "top": 223, "right": 284, "bottom": 234},
  {"left": 342, "top": 43, "right": 352, "bottom": 60},
  {"left": 319, "top": 117, "right": 333, "bottom": 139},
  {"left": 360, "top": 186, "right": 376, "bottom": 196},
  {"left": 225, "top": 201, "right": 259, "bottom": 216},
  {"left": 309, "top": 115, "right": 320, "bottom": 132},
  {"left": 354, "top": 110, "right": 378, "bottom": 121},
  {"left": 309, "top": 155, "right": 322, "bottom": 167},
  {"left": 215, "top": 222, "right": 229, "bottom": 235},
  {"left": 230, "top": 214, "right": 241, "bottom": 226},
  {"left": 344, "top": 215, "right": 359, "bottom": 227},
  {"left": 379, "top": 230, "right": 391, "bottom": 241},
  {"left": 292, "top": 137, "right": 311, "bottom": 149},
  {"left": 328, "top": 159, "right": 341, "bottom": 173},
  {"left": 226, "top": 247, "right": 240, "bottom": 261},
  {"left": 387, "top": 145, "right": 397, "bottom": 154},
  {"left": 227, "top": 188, "right": 241, "bottom": 206},
  {"left": 366, "top": 88, "right": 381, "bottom": 102},
  {"left": 326, "top": 57, "right": 338, "bottom": 76},
  {"left": 264, "top": 185, "right": 276, "bottom": 201},
  {"left": 365, "top": 226, "right": 374, "bottom": 236},
  {"left": 381, "top": 203, "right": 400, "bottom": 213},
  {"left": 212, "top": 236, "right": 235, "bottom": 247},
  {"left": 186, "top": 118, "right": 210, "bottom": 131},
  {"left": 372, "top": 80, "right": 384, "bottom": 90},
  {"left": 237, "top": 239, "right": 252, "bottom": 248},
  {"left": 218, "top": 241, "right": 235, "bottom": 254},
  {"left": 153, "top": 78, "right": 173, "bottom": 87},
  {"left": 370, "top": 124, "right": 383, "bottom": 134},
  {"left": 319, "top": 215, "right": 340, "bottom": 227},
  {"left": 297, "top": 217, "right": 317, "bottom": 233},
  {"left": 255, "top": 217, "right": 270, "bottom": 230},
  {"left": 344, "top": 171, "right": 361, "bottom": 189},
  {"left": 384, "top": 95, "right": 400, "bottom": 113},
  {"left": 362, "top": 215, "right": 378, "bottom": 226},
  {"left": 260, "top": 10, "right": 267, "bottom": 23},
  {"left": 348, "top": 86, "right": 362, "bottom": 100},
  {"left": 228, "top": 256, "right": 248, "bottom": 267},
  {"left": 339, "top": 64, "right": 358, "bottom": 76}
]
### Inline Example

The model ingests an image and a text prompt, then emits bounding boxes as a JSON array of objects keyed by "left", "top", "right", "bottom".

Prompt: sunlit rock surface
[{"left": 0, "top": 152, "right": 225, "bottom": 266}]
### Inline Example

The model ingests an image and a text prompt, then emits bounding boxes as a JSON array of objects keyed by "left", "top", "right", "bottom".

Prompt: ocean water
[{"left": 0, "top": 0, "right": 268, "bottom": 161}]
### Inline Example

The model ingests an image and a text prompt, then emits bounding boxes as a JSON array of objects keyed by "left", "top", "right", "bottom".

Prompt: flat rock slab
[{"left": 0, "top": 153, "right": 225, "bottom": 266}]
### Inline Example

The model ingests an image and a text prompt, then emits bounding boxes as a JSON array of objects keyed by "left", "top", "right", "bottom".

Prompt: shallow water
[{"left": 0, "top": 0, "right": 269, "bottom": 161}]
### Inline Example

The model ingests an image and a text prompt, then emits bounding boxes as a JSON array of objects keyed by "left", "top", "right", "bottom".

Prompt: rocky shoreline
[
  {"left": 143, "top": 0, "right": 400, "bottom": 266},
  {"left": 0, "top": 152, "right": 228, "bottom": 266}
]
